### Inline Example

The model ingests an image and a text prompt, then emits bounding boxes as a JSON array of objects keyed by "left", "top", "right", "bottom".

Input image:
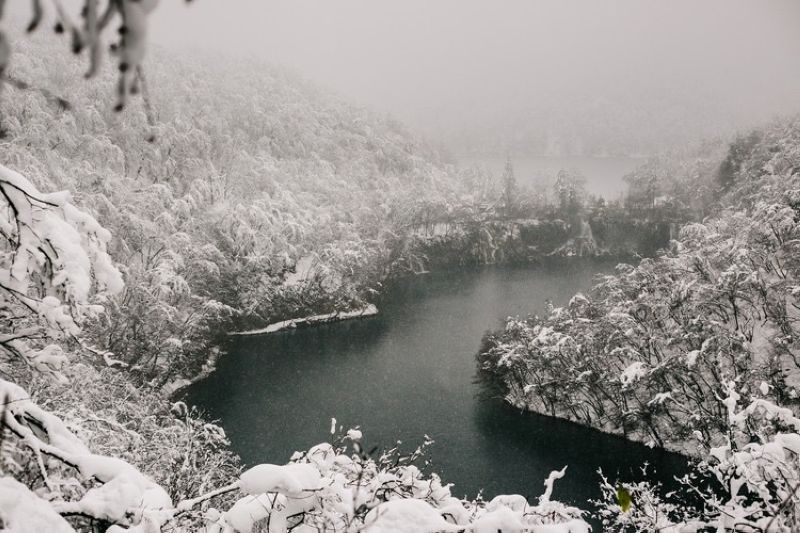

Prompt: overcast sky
[
  {"left": 149, "top": 1, "right": 800, "bottom": 125},
  {"left": 16, "top": 1, "right": 800, "bottom": 153}
]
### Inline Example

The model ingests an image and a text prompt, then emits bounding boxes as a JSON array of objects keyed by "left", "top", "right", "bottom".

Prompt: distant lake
[
  {"left": 185, "top": 260, "right": 689, "bottom": 523},
  {"left": 458, "top": 155, "right": 646, "bottom": 199}
]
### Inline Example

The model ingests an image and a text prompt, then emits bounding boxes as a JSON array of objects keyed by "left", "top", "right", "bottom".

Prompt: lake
[
  {"left": 184, "top": 260, "right": 689, "bottom": 517},
  {"left": 458, "top": 155, "right": 646, "bottom": 199}
]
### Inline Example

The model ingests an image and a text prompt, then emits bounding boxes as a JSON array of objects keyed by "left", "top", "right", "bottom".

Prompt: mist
[{"left": 147, "top": 0, "right": 800, "bottom": 155}]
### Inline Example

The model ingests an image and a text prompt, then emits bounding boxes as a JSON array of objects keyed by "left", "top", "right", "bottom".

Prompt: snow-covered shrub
[
  {"left": 595, "top": 385, "right": 800, "bottom": 532},
  {"left": 2, "top": 375, "right": 592, "bottom": 533},
  {"left": 196, "top": 434, "right": 590, "bottom": 533},
  {"left": 594, "top": 473, "right": 698, "bottom": 532},
  {"left": 27, "top": 364, "right": 240, "bottom": 504}
]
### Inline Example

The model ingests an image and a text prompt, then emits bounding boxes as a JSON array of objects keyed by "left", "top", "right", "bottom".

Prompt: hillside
[{"left": 0, "top": 32, "right": 487, "bottom": 383}]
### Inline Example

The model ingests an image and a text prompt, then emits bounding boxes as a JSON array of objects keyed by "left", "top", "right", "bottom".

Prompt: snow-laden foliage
[
  {"left": 594, "top": 386, "right": 800, "bottom": 531},
  {"left": 0, "top": 162, "right": 122, "bottom": 375},
  {"left": 0, "top": 377, "right": 175, "bottom": 529},
  {"left": 198, "top": 437, "right": 589, "bottom": 533},
  {"left": 0, "top": 160, "right": 238, "bottom": 531}
]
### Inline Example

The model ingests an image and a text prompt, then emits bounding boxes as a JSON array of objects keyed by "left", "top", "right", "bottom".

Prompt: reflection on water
[{"left": 184, "top": 260, "right": 689, "bottom": 513}]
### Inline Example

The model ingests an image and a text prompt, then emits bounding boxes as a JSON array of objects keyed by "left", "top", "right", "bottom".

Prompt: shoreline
[
  {"left": 508, "top": 396, "right": 699, "bottom": 459},
  {"left": 229, "top": 304, "right": 380, "bottom": 336},
  {"left": 169, "top": 256, "right": 640, "bottom": 396}
]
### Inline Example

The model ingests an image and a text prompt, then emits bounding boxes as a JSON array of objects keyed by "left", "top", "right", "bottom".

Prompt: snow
[
  {"left": 620, "top": 361, "right": 648, "bottom": 387},
  {"left": 61, "top": 466, "right": 172, "bottom": 524},
  {"left": 219, "top": 494, "right": 286, "bottom": 533},
  {"left": 363, "top": 499, "right": 459, "bottom": 533},
  {"left": 685, "top": 349, "right": 700, "bottom": 368},
  {"left": 440, "top": 500, "right": 471, "bottom": 525},
  {"left": 648, "top": 392, "right": 673, "bottom": 406},
  {"left": 17, "top": 72, "right": 800, "bottom": 533},
  {"left": 568, "top": 293, "right": 589, "bottom": 308},
  {"left": 239, "top": 463, "right": 322, "bottom": 498},
  {"left": 539, "top": 466, "right": 567, "bottom": 504},
  {"left": 487, "top": 494, "right": 528, "bottom": 512},
  {"left": 0, "top": 163, "right": 123, "bottom": 345},
  {"left": 1, "top": 370, "right": 594, "bottom": 532},
  {"left": 305, "top": 443, "right": 336, "bottom": 473},
  {"left": 218, "top": 434, "right": 591, "bottom": 533},
  {"left": 776, "top": 433, "right": 800, "bottom": 455},
  {"left": 231, "top": 304, "right": 379, "bottom": 336},
  {"left": 531, "top": 520, "right": 591, "bottom": 533},
  {"left": 469, "top": 506, "right": 524, "bottom": 532},
  {"left": 30, "top": 344, "right": 68, "bottom": 374},
  {"left": 0, "top": 477, "right": 75, "bottom": 533},
  {"left": 346, "top": 428, "right": 363, "bottom": 442},
  {"left": 283, "top": 254, "right": 318, "bottom": 286},
  {"left": 0, "top": 379, "right": 173, "bottom": 529}
]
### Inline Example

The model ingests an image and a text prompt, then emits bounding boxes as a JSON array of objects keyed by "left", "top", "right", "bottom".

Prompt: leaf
[{"left": 616, "top": 485, "right": 633, "bottom": 513}]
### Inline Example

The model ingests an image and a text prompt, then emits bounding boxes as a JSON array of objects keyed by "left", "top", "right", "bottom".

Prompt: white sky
[
  {"left": 149, "top": 1, "right": 800, "bottom": 124},
  {"left": 12, "top": 1, "right": 800, "bottom": 150}
]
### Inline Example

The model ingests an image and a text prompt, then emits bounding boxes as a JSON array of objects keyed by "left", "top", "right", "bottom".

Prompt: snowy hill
[{"left": 0, "top": 34, "right": 472, "bottom": 380}]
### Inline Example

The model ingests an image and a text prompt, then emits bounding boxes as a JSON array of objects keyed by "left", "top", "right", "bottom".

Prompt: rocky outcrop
[{"left": 550, "top": 220, "right": 599, "bottom": 257}]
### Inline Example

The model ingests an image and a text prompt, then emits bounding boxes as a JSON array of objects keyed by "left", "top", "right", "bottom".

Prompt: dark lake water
[{"left": 184, "top": 260, "right": 689, "bottom": 514}]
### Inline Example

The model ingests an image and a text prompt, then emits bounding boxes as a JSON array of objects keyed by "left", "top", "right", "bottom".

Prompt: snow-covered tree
[
  {"left": 0, "top": 0, "right": 191, "bottom": 112},
  {"left": 0, "top": 163, "right": 122, "bottom": 374}
]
